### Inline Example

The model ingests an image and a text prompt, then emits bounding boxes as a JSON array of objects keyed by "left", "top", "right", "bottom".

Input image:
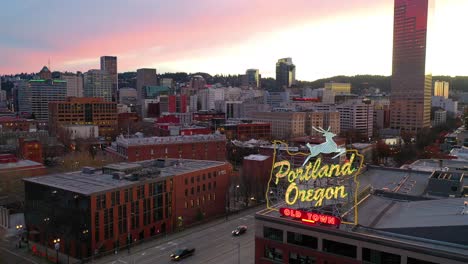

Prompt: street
[{"left": 99, "top": 206, "right": 259, "bottom": 264}]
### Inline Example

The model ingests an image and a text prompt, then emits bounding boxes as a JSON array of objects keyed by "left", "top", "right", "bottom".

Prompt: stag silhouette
[{"left": 302, "top": 126, "right": 346, "bottom": 167}]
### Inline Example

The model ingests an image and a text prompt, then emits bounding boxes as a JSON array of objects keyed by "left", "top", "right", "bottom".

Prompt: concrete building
[
  {"left": 60, "top": 72, "right": 84, "bottom": 97},
  {"left": 374, "top": 101, "right": 391, "bottom": 130},
  {"left": 336, "top": 101, "right": 374, "bottom": 138},
  {"left": 215, "top": 101, "right": 243, "bottom": 119},
  {"left": 390, "top": 0, "right": 432, "bottom": 133},
  {"left": 324, "top": 82, "right": 351, "bottom": 95},
  {"left": 434, "top": 80, "right": 449, "bottom": 98},
  {"left": 189, "top": 75, "right": 206, "bottom": 92},
  {"left": 118, "top": 88, "right": 137, "bottom": 106},
  {"left": 107, "top": 134, "right": 227, "bottom": 162},
  {"left": 160, "top": 78, "right": 173, "bottom": 89},
  {"left": 245, "top": 69, "right": 261, "bottom": 88},
  {"left": 62, "top": 125, "right": 99, "bottom": 140},
  {"left": 48, "top": 97, "right": 118, "bottom": 141},
  {"left": 433, "top": 109, "right": 447, "bottom": 127},
  {"left": 24, "top": 158, "right": 231, "bottom": 260},
  {"left": 276, "top": 58, "right": 296, "bottom": 89},
  {"left": 100, "top": 56, "right": 118, "bottom": 101},
  {"left": 222, "top": 122, "right": 271, "bottom": 141},
  {"left": 84, "top": 70, "right": 113, "bottom": 102},
  {"left": 432, "top": 96, "right": 458, "bottom": 117},
  {"left": 136, "top": 68, "right": 157, "bottom": 106},
  {"left": 250, "top": 112, "right": 306, "bottom": 139},
  {"left": 256, "top": 166, "right": 468, "bottom": 264},
  {"left": 264, "top": 91, "right": 290, "bottom": 108},
  {"left": 29, "top": 79, "right": 67, "bottom": 121},
  {"left": 199, "top": 88, "right": 225, "bottom": 111},
  {"left": 0, "top": 89, "right": 6, "bottom": 102}
]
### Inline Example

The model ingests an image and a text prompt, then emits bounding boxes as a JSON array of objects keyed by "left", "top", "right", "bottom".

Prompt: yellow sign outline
[{"left": 265, "top": 140, "right": 364, "bottom": 225}]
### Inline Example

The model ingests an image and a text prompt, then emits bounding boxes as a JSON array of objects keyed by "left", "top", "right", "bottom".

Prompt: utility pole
[{"left": 237, "top": 241, "right": 240, "bottom": 264}]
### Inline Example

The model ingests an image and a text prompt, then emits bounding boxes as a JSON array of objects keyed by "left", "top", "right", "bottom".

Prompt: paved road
[{"left": 100, "top": 207, "right": 259, "bottom": 264}]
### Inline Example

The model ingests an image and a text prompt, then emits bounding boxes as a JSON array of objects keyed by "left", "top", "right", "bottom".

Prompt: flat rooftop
[
  {"left": 24, "top": 159, "right": 228, "bottom": 195},
  {"left": 404, "top": 159, "right": 468, "bottom": 172},
  {"left": 113, "top": 134, "right": 226, "bottom": 147},
  {"left": 0, "top": 159, "right": 44, "bottom": 171},
  {"left": 244, "top": 154, "right": 270, "bottom": 161}
]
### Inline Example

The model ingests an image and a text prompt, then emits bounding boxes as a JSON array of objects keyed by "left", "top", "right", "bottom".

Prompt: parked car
[
  {"left": 170, "top": 248, "right": 195, "bottom": 261},
  {"left": 232, "top": 225, "right": 248, "bottom": 236}
]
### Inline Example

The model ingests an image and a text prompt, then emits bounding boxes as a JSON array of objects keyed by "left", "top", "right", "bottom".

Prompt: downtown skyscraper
[
  {"left": 276, "top": 58, "right": 295, "bottom": 90},
  {"left": 390, "top": 0, "right": 432, "bottom": 133},
  {"left": 100, "top": 56, "right": 118, "bottom": 101}
]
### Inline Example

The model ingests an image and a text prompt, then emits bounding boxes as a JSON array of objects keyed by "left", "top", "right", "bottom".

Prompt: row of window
[
  {"left": 184, "top": 182, "right": 216, "bottom": 196},
  {"left": 96, "top": 182, "right": 166, "bottom": 209},
  {"left": 263, "top": 227, "right": 439, "bottom": 264},
  {"left": 184, "top": 193, "right": 216, "bottom": 208},
  {"left": 184, "top": 172, "right": 217, "bottom": 185}
]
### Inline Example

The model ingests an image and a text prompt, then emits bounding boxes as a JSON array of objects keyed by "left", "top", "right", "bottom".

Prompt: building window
[
  {"left": 94, "top": 212, "right": 100, "bottom": 243},
  {"left": 264, "top": 246, "right": 283, "bottom": 262},
  {"left": 131, "top": 201, "right": 140, "bottom": 229},
  {"left": 196, "top": 198, "right": 200, "bottom": 206},
  {"left": 96, "top": 194, "right": 106, "bottom": 210},
  {"left": 197, "top": 186, "right": 200, "bottom": 193},
  {"left": 202, "top": 184, "right": 206, "bottom": 191},
  {"left": 185, "top": 178, "right": 188, "bottom": 185},
  {"left": 264, "top": 226, "right": 283, "bottom": 242},
  {"left": 197, "top": 175, "right": 200, "bottom": 182},
  {"left": 213, "top": 193, "right": 216, "bottom": 201},
  {"left": 289, "top": 252, "right": 316, "bottom": 264},
  {"left": 137, "top": 185, "right": 145, "bottom": 199},
  {"left": 190, "top": 200, "right": 194, "bottom": 208},
  {"left": 362, "top": 248, "right": 401, "bottom": 264},
  {"left": 191, "top": 177, "right": 194, "bottom": 184},
  {"left": 118, "top": 205, "right": 127, "bottom": 234},
  {"left": 323, "top": 239, "right": 357, "bottom": 259},
  {"left": 185, "top": 189, "right": 188, "bottom": 196},
  {"left": 287, "top": 232, "right": 317, "bottom": 249},
  {"left": 104, "top": 208, "right": 114, "bottom": 240},
  {"left": 213, "top": 181, "right": 216, "bottom": 189},
  {"left": 208, "top": 172, "right": 211, "bottom": 179},
  {"left": 143, "top": 198, "right": 151, "bottom": 226},
  {"left": 124, "top": 188, "right": 132, "bottom": 203},
  {"left": 111, "top": 191, "right": 120, "bottom": 206},
  {"left": 184, "top": 201, "right": 188, "bottom": 208},
  {"left": 202, "top": 174, "right": 206, "bottom": 180},
  {"left": 191, "top": 187, "right": 194, "bottom": 195}
]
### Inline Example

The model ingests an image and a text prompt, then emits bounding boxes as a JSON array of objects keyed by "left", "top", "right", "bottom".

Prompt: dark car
[
  {"left": 232, "top": 225, "right": 247, "bottom": 236},
  {"left": 170, "top": 248, "right": 195, "bottom": 261}
]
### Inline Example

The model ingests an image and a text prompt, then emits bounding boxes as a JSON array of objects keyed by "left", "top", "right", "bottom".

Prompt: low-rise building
[
  {"left": 107, "top": 134, "right": 226, "bottom": 162},
  {"left": 24, "top": 158, "right": 231, "bottom": 260}
]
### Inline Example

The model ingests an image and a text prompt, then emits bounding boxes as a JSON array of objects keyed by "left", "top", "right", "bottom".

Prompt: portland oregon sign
[{"left": 266, "top": 127, "right": 364, "bottom": 226}]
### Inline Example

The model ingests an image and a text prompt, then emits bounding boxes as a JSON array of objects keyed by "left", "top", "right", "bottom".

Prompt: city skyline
[{"left": 1, "top": 0, "right": 467, "bottom": 80}]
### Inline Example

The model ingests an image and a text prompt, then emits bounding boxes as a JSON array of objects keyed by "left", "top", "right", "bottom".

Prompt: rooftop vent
[
  {"left": 112, "top": 171, "right": 126, "bottom": 180},
  {"left": 82, "top": 167, "right": 96, "bottom": 174}
]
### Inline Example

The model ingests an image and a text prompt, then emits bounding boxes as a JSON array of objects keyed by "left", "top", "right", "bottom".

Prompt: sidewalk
[{"left": 93, "top": 204, "right": 263, "bottom": 263}]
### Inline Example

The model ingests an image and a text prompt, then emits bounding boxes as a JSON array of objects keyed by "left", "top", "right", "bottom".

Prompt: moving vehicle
[
  {"left": 232, "top": 225, "right": 247, "bottom": 236},
  {"left": 170, "top": 248, "right": 195, "bottom": 261}
]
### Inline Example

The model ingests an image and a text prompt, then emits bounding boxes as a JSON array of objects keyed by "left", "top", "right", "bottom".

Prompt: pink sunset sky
[{"left": 1, "top": 0, "right": 467, "bottom": 80}]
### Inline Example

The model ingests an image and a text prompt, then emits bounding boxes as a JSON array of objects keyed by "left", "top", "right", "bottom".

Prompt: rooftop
[
  {"left": 404, "top": 159, "right": 468, "bottom": 172},
  {"left": 23, "top": 159, "right": 228, "bottom": 195},
  {"left": 244, "top": 154, "right": 270, "bottom": 161},
  {"left": 0, "top": 159, "right": 44, "bottom": 171},
  {"left": 113, "top": 134, "right": 226, "bottom": 147}
]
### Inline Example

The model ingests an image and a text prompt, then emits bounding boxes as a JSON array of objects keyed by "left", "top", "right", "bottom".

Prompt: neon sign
[
  {"left": 273, "top": 155, "right": 356, "bottom": 206},
  {"left": 266, "top": 126, "right": 364, "bottom": 225},
  {"left": 279, "top": 207, "right": 341, "bottom": 227}
]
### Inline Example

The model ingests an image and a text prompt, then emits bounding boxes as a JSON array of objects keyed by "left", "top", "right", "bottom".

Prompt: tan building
[
  {"left": 48, "top": 97, "right": 118, "bottom": 141},
  {"left": 324, "top": 111, "right": 340, "bottom": 135},
  {"left": 306, "top": 112, "right": 324, "bottom": 136},
  {"left": 434, "top": 80, "right": 449, "bottom": 99},
  {"left": 324, "top": 82, "right": 351, "bottom": 95},
  {"left": 250, "top": 112, "right": 306, "bottom": 139}
]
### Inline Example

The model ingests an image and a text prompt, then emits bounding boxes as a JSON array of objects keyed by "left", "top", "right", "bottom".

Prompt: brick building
[
  {"left": 242, "top": 154, "right": 273, "bottom": 201},
  {"left": 222, "top": 122, "right": 271, "bottom": 141},
  {"left": 19, "top": 138, "right": 43, "bottom": 164},
  {"left": 48, "top": 97, "right": 118, "bottom": 141},
  {"left": 0, "top": 154, "right": 46, "bottom": 204},
  {"left": 24, "top": 159, "right": 231, "bottom": 259},
  {"left": 117, "top": 112, "right": 139, "bottom": 135},
  {"left": 107, "top": 134, "right": 226, "bottom": 162},
  {"left": 0, "top": 116, "right": 35, "bottom": 132}
]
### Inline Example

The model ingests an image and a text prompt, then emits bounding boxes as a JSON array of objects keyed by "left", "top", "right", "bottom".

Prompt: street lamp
[
  {"left": 53, "top": 238, "right": 60, "bottom": 264},
  {"left": 15, "top": 224, "right": 23, "bottom": 248},
  {"left": 43, "top": 217, "right": 50, "bottom": 259}
]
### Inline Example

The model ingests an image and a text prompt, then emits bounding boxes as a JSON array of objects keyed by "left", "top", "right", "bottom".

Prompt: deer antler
[
  {"left": 327, "top": 126, "right": 331, "bottom": 132},
  {"left": 312, "top": 126, "right": 325, "bottom": 133}
]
